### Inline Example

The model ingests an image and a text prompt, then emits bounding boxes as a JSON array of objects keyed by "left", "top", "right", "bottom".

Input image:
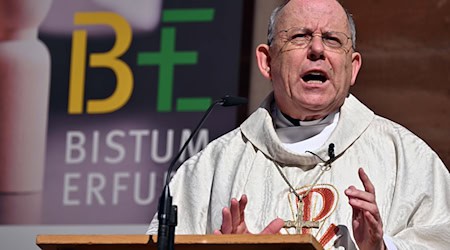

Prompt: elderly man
[{"left": 148, "top": 0, "right": 450, "bottom": 249}]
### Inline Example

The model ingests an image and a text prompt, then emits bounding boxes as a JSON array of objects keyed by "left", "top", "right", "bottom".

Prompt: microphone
[
  {"left": 327, "top": 143, "right": 335, "bottom": 160},
  {"left": 157, "top": 95, "right": 248, "bottom": 250},
  {"left": 219, "top": 95, "right": 248, "bottom": 107}
]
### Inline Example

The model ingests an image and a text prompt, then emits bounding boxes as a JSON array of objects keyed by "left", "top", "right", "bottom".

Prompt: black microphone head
[
  {"left": 328, "top": 143, "right": 335, "bottom": 159},
  {"left": 219, "top": 95, "right": 248, "bottom": 107}
]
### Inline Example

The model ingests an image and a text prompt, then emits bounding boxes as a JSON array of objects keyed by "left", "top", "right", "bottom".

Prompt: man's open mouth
[{"left": 301, "top": 71, "right": 328, "bottom": 83}]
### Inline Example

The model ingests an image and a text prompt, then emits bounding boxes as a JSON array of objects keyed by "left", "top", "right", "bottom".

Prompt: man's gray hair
[{"left": 267, "top": 1, "right": 357, "bottom": 50}]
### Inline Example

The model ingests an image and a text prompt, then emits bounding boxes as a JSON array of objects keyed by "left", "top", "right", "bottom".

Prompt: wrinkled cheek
[
  {"left": 272, "top": 80, "right": 289, "bottom": 98},
  {"left": 271, "top": 63, "right": 289, "bottom": 87}
]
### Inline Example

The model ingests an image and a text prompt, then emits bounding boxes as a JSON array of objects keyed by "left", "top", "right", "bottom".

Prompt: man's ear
[
  {"left": 256, "top": 44, "right": 272, "bottom": 80},
  {"left": 350, "top": 51, "right": 362, "bottom": 86}
]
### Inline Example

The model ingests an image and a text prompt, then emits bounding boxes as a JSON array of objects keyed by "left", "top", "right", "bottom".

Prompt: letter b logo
[{"left": 68, "top": 12, "right": 133, "bottom": 114}]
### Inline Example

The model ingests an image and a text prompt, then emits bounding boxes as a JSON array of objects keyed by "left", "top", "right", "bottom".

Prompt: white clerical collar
[{"left": 272, "top": 104, "right": 340, "bottom": 153}]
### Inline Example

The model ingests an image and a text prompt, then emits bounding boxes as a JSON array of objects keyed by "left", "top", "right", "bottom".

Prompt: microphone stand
[{"left": 156, "top": 96, "right": 247, "bottom": 250}]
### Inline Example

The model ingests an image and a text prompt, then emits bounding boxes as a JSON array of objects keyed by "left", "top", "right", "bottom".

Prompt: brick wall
[{"left": 346, "top": 0, "right": 450, "bottom": 168}]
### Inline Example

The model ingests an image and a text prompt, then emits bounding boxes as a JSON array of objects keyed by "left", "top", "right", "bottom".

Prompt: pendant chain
[
  {"left": 274, "top": 161, "right": 333, "bottom": 234},
  {"left": 274, "top": 161, "right": 332, "bottom": 201}
]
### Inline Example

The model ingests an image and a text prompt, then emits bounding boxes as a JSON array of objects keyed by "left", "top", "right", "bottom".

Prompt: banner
[{"left": 0, "top": 0, "right": 247, "bottom": 248}]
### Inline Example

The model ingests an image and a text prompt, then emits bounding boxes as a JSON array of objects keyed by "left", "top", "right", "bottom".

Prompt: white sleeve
[{"left": 383, "top": 235, "right": 398, "bottom": 250}]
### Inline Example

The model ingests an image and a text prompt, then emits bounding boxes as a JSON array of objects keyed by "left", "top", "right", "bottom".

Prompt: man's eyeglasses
[{"left": 276, "top": 27, "right": 352, "bottom": 52}]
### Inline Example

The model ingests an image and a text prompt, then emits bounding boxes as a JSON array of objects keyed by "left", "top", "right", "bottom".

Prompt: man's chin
[
  {"left": 300, "top": 98, "right": 332, "bottom": 110},
  {"left": 299, "top": 100, "right": 340, "bottom": 118}
]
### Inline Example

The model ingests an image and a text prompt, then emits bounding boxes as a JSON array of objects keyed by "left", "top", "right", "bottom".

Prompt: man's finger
[
  {"left": 230, "top": 198, "right": 241, "bottom": 231},
  {"left": 238, "top": 195, "right": 248, "bottom": 223},
  {"left": 348, "top": 198, "right": 380, "bottom": 218},
  {"left": 260, "top": 218, "right": 284, "bottom": 234},
  {"left": 220, "top": 207, "right": 232, "bottom": 234},
  {"left": 358, "top": 168, "right": 375, "bottom": 194},
  {"left": 364, "top": 210, "right": 382, "bottom": 230},
  {"left": 345, "top": 187, "right": 375, "bottom": 203}
]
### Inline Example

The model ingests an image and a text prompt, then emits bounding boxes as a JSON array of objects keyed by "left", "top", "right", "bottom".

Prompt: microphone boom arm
[{"left": 157, "top": 95, "right": 247, "bottom": 250}]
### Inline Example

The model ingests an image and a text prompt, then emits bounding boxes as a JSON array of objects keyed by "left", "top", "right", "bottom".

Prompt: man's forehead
[{"left": 277, "top": 0, "right": 348, "bottom": 31}]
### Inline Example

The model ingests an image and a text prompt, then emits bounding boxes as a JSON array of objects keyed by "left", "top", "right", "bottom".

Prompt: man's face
[{"left": 259, "top": 0, "right": 362, "bottom": 120}]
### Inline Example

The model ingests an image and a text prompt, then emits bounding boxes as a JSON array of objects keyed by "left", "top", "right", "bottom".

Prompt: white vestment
[{"left": 148, "top": 94, "right": 450, "bottom": 249}]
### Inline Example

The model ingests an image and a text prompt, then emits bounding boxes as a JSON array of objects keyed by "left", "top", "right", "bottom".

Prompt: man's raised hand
[
  {"left": 214, "top": 194, "right": 284, "bottom": 235},
  {"left": 345, "top": 168, "right": 386, "bottom": 250}
]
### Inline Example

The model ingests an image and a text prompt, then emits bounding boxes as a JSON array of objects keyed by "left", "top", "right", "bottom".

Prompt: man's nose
[{"left": 307, "top": 35, "right": 325, "bottom": 60}]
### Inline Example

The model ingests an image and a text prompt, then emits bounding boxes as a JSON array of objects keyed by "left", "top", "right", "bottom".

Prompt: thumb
[{"left": 260, "top": 218, "right": 284, "bottom": 234}]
